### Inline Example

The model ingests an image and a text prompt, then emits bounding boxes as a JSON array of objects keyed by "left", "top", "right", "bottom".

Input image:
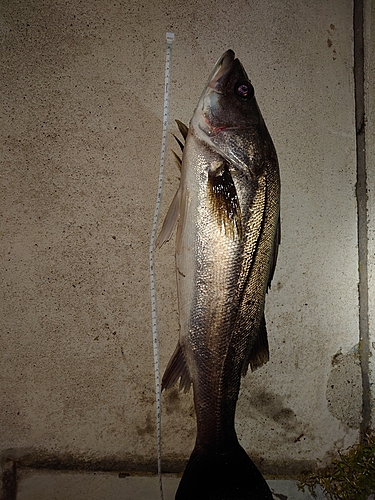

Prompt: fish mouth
[
  {"left": 206, "top": 50, "right": 235, "bottom": 93},
  {"left": 193, "top": 50, "right": 244, "bottom": 139},
  {"left": 197, "top": 50, "right": 237, "bottom": 136}
]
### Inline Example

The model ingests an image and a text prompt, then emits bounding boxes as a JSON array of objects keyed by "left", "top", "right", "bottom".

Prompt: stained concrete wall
[
  {"left": 0, "top": 0, "right": 368, "bottom": 482},
  {"left": 366, "top": 0, "right": 375, "bottom": 429}
]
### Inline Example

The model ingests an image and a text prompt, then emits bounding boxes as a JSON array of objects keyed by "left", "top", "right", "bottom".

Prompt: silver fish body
[{"left": 157, "top": 50, "right": 280, "bottom": 500}]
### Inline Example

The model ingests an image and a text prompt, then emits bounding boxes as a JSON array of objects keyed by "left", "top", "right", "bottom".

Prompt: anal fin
[
  {"left": 162, "top": 342, "right": 192, "bottom": 393},
  {"left": 242, "top": 314, "right": 269, "bottom": 375}
]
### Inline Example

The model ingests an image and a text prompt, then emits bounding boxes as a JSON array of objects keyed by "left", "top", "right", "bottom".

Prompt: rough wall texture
[
  {"left": 1, "top": 0, "right": 365, "bottom": 476},
  {"left": 365, "top": 0, "right": 375, "bottom": 429}
]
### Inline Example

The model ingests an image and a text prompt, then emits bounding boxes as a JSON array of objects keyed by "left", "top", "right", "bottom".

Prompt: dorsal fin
[
  {"left": 155, "top": 120, "right": 188, "bottom": 248},
  {"left": 172, "top": 150, "right": 182, "bottom": 170},
  {"left": 155, "top": 187, "right": 181, "bottom": 248},
  {"left": 171, "top": 120, "right": 187, "bottom": 168},
  {"left": 176, "top": 119, "right": 188, "bottom": 140},
  {"left": 173, "top": 135, "right": 184, "bottom": 153}
]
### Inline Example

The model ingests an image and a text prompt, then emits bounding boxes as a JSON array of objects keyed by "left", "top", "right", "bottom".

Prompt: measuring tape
[{"left": 149, "top": 31, "right": 174, "bottom": 500}]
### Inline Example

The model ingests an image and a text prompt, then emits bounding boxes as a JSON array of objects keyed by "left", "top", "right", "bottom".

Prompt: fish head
[{"left": 191, "top": 50, "right": 273, "bottom": 177}]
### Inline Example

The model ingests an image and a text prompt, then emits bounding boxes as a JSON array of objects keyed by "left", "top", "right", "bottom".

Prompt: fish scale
[{"left": 157, "top": 50, "right": 280, "bottom": 500}]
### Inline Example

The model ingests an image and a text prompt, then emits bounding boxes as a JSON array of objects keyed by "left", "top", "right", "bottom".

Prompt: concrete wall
[
  {"left": 366, "top": 0, "right": 375, "bottom": 429},
  {"left": 1, "top": 0, "right": 370, "bottom": 479}
]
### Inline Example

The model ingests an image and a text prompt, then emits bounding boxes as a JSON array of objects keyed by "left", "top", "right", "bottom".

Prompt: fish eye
[{"left": 235, "top": 81, "right": 254, "bottom": 100}]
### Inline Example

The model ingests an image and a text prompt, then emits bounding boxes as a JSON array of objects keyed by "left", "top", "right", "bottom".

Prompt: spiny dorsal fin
[
  {"left": 171, "top": 120, "right": 187, "bottom": 169},
  {"left": 207, "top": 161, "right": 243, "bottom": 239},
  {"left": 172, "top": 150, "right": 182, "bottom": 170},
  {"left": 176, "top": 119, "right": 188, "bottom": 140},
  {"left": 173, "top": 135, "right": 184, "bottom": 153}
]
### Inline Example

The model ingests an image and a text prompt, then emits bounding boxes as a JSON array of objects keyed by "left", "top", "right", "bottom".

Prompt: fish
[{"left": 156, "top": 50, "right": 280, "bottom": 500}]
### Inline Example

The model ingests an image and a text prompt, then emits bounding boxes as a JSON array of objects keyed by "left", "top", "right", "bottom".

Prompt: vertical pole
[{"left": 354, "top": 0, "right": 371, "bottom": 440}]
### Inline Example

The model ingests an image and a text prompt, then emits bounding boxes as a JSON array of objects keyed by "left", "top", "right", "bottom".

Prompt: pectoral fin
[{"left": 207, "top": 162, "right": 242, "bottom": 239}]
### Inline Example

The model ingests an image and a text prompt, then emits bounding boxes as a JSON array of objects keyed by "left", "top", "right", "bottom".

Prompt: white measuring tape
[{"left": 149, "top": 31, "right": 174, "bottom": 500}]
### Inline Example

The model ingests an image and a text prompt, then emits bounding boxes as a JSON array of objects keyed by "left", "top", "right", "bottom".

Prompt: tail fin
[{"left": 175, "top": 440, "right": 273, "bottom": 500}]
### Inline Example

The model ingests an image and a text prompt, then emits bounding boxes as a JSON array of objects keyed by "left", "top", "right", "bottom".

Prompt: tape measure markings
[{"left": 149, "top": 31, "right": 174, "bottom": 500}]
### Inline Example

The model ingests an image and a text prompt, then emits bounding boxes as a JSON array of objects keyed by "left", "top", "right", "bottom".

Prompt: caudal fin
[{"left": 175, "top": 441, "right": 273, "bottom": 500}]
